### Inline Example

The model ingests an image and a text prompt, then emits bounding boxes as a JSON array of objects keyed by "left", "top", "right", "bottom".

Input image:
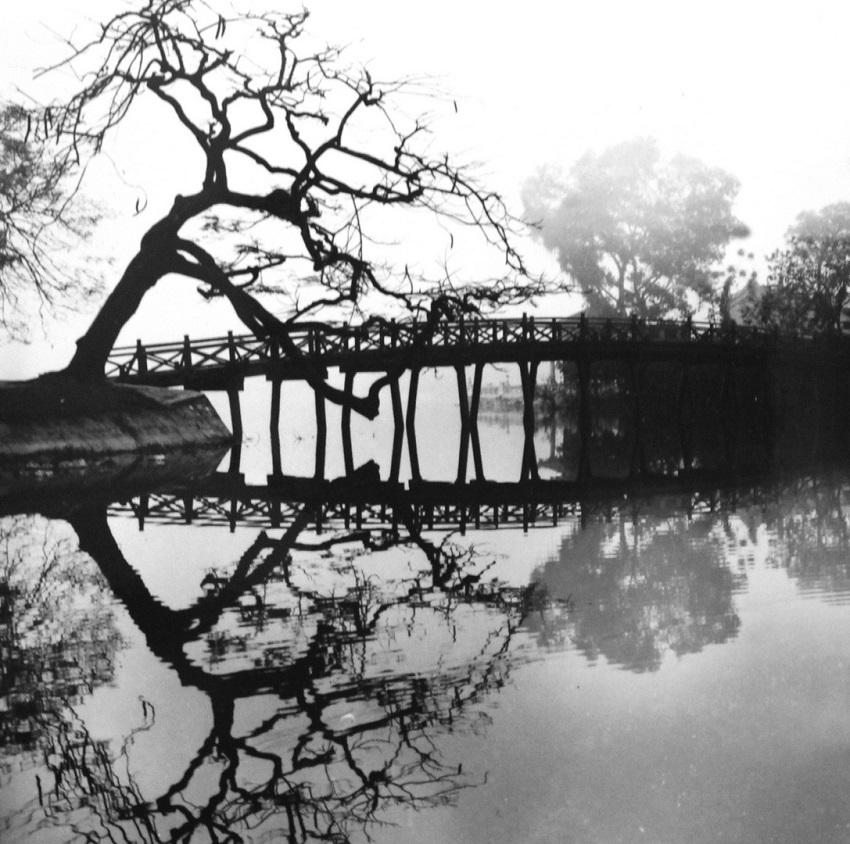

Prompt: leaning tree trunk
[
  {"left": 62, "top": 192, "right": 212, "bottom": 381},
  {"left": 63, "top": 244, "right": 173, "bottom": 381}
]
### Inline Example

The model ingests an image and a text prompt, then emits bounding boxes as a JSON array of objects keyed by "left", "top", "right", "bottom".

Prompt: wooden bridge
[{"left": 107, "top": 315, "right": 850, "bottom": 482}]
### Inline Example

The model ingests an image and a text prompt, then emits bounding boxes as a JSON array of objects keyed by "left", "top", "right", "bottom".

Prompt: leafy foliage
[
  {"left": 523, "top": 138, "right": 748, "bottom": 319},
  {"left": 0, "top": 104, "right": 99, "bottom": 336},
  {"left": 745, "top": 202, "right": 850, "bottom": 334}
]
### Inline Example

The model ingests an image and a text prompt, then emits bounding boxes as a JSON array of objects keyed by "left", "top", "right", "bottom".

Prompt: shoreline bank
[{"left": 0, "top": 375, "right": 233, "bottom": 463}]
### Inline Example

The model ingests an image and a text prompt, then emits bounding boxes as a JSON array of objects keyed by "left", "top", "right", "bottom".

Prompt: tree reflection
[
  {"left": 11, "top": 470, "right": 850, "bottom": 840},
  {"left": 531, "top": 505, "right": 742, "bottom": 671},
  {"left": 7, "top": 505, "right": 541, "bottom": 843},
  {"left": 0, "top": 515, "right": 123, "bottom": 757},
  {"left": 761, "top": 474, "right": 850, "bottom": 595}
]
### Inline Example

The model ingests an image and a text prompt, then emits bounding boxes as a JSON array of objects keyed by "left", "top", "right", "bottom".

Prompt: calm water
[{"left": 4, "top": 371, "right": 850, "bottom": 844}]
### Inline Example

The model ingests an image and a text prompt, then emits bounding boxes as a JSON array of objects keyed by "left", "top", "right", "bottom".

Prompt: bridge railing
[{"left": 106, "top": 316, "right": 833, "bottom": 381}]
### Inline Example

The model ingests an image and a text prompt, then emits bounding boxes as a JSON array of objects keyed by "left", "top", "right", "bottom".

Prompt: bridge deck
[{"left": 107, "top": 316, "right": 846, "bottom": 388}]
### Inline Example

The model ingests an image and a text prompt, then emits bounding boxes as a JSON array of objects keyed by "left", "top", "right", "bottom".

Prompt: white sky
[{"left": 3, "top": 0, "right": 850, "bottom": 375}]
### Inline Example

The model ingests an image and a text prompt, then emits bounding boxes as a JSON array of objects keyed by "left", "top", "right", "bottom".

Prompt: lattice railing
[{"left": 106, "top": 315, "right": 833, "bottom": 382}]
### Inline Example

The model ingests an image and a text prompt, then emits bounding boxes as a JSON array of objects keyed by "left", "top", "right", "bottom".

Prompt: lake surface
[{"left": 3, "top": 373, "right": 850, "bottom": 844}]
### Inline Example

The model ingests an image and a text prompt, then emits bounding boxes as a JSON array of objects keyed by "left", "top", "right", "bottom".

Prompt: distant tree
[
  {"left": 745, "top": 202, "right": 850, "bottom": 334},
  {"left": 717, "top": 250, "right": 759, "bottom": 325},
  {"left": 29, "top": 0, "right": 540, "bottom": 411},
  {"left": 522, "top": 138, "right": 749, "bottom": 319},
  {"left": 0, "top": 104, "right": 98, "bottom": 336}
]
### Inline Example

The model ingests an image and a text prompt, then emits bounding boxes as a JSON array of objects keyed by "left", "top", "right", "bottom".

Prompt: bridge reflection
[
  {"left": 5, "top": 445, "right": 850, "bottom": 843},
  {"left": 105, "top": 464, "right": 846, "bottom": 534}
]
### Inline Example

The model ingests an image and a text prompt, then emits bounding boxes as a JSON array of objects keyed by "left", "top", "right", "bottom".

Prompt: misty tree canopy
[
  {"left": 18, "top": 0, "right": 541, "bottom": 399},
  {"left": 746, "top": 202, "right": 850, "bottom": 334},
  {"left": 522, "top": 138, "right": 749, "bottom": 319}
]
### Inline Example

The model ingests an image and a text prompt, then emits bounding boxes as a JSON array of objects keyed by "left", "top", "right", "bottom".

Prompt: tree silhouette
[
  {"left": 746, "top": 202, "right": 850, "bottom": 334},
  {"left": 25, "top": 0, "right": 541, "bottom": 404}
]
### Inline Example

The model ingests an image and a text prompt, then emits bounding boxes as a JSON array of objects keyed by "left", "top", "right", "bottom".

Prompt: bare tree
[{"left": 34, "top": 0, "right": 541, "bottom": 407}]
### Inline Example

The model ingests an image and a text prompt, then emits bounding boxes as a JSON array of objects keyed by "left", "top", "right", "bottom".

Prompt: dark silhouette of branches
[
  {"left": 29, "top": 0, "right": 542, "bottom": 388},
  {"left": 10, "top": 503, "right": 544, "bottom": 843}
]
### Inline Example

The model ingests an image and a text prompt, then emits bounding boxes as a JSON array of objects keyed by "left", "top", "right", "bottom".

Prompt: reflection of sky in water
[
  {"left": 4, "top": 463, "right": 850, "bottom": 843},
  {"left": 391, "top": 508, "right": 850, "bottom": 844},
  {"left": 209, "top": 367, "right": 542, "bottom": 484}
]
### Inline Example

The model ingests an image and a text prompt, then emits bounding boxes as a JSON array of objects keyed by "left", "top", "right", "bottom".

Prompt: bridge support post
[
  {"left": 342, "top": 371, "right": 355, "bottom": 476},
  {"left": 455, "top": 365, "right": 471, "bottom": 484},
  {"left": 182, "top": 494, "right": 194, "bottom": 524},
  {"left": 227, "top": 382, "right": 243, "bottom": 475},
  {"left": 269, "top": 377, "right": 283, "bottom": 478},
  {"left": 810, "top": 371, "right": 823, "bottom": 461},
  {"left": 519, "top": 359, "right": 540, "bottom": 482},
  {"left": 721, "top": 357, "right": 738, "bottom": 472},
  {"left": 314, "top": 388, "right": 327, "bottom": 480},
  {"left": 407, "top": 368, "right": 422, "bottom": 483},
  {"left": 389, "top": 375, "right": 404, "bottom": 484},
  {"left": 137, "top": 495, "right": 148, "bottom": 531},
  {"left": 470, "top": 362, "right": 485, "bottom": 481},
  {"left": 629, "top": 361, "right": 646, "bottom": 478},
  {"left": 761, "top": 363, "right": 777, "bottom": 465},
  {"left": 677, "top": 364, "right": 693, "bottom": 473},
  {"left": 577, "top": 356, "right": 592, "bottom": 484}
]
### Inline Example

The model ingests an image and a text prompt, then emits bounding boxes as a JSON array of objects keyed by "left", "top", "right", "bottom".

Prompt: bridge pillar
[
  {"left": 135, "top": 339, "right": 147, "bottom": 376},
  {"left": 720, "top": 357, "right": 738, "bottom": 472},
  {"left": 269, "top": 377, "right": 283, "bottom": 478},
  {"left": 389, "top": 375, "right": 404, "bottom": 484},
  {"left": 519, "top": 360, "right": 540, "bottom": 482},
  {"left": 342, "top": 371, "right": 355, "bottom": 476},
  {"left": 227, "top": 382, "right": 243, "bottom": 475},
  {"left": 761, "top": 362, "right": 777, "bottom": 465},
  {"left": 470, "top": 362, "right": 485, "bottom": 481},
  {"left": 810, "top": 370, "right": 823, "bottom": 461},
  {"left": 182, "top": 494, "right": 194, "bottom": 524},
  {"left": 577, "top": 356, "right": 592, "bottom": 483},
  {"left": 629, "top": 361, "right": 646, "bottom": 478},
  {"left": 315, "top": 388, "right": 327, "bottom": 480},
  {"left": 136, "top": 495, "right": 148, "bottom": 531},
  {"left": 456, "top": 365, "right": 471, "bottom": 484},
  {"left": 677, "top": 364, "right": 693, "bottom": 473},
  {"left": 407, "top": 368, "right": 422, "bottom": 483},
  {"left": 229, "top": 497, "right": 238, "bottom": 533}
]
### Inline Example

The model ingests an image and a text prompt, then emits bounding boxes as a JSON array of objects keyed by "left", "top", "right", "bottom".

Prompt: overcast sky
[
  {"left": 316, "top": 0, "right": 850, "bottom": 259},
  {"left": 3, "top": 0, "right": 850, "bottom": 374}
]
